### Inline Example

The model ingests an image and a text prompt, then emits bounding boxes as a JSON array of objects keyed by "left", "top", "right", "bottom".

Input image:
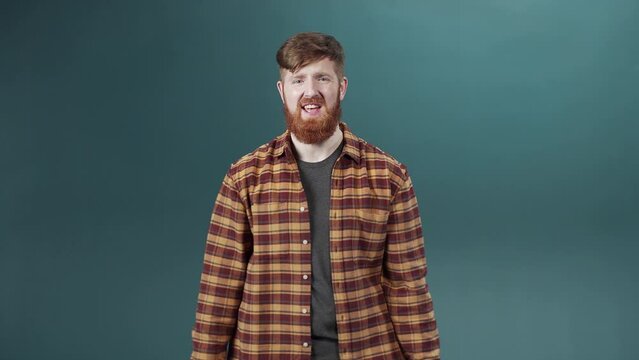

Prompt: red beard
[{"left": 283, "top": 95, "right": 341, "bottom": 144}]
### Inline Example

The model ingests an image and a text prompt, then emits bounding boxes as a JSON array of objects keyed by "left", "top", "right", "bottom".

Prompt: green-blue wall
[{"left": 2, "top": 1, "right": 637, "bottom": 359}]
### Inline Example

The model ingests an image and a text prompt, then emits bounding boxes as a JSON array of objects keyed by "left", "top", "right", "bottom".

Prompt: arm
[
  {"left": 382, "top": 164, "right": 440, "bottom": 360},
  {"left": 191, "top": 168, "right": 252, "bottom": 360}
]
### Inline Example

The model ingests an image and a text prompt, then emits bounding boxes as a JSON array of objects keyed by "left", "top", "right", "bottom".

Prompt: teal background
[{"left": 2, "top": 0, "right": 637, "bottom": 359}]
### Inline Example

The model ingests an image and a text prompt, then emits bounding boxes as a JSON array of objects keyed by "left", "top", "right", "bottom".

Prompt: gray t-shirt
[{"left": 295, "top": 140, "right": 345, "bottom": 360}]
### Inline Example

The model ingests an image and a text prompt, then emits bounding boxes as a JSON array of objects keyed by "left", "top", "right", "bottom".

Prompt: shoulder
[
  {"left": 224, "top": 133, "right": 283, "bottom": 183},
  {"left": 357, "top": 135, "right": 410, "bottom": 184}
]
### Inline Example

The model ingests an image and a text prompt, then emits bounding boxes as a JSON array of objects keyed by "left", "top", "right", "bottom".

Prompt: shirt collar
[{"left": 273, "top": 121, "right": 361, "bottom": 164}]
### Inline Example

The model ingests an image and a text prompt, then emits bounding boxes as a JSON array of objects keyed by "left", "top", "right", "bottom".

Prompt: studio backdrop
[{"left": 1, "top": 1, "right": 637, "bottom": 359}]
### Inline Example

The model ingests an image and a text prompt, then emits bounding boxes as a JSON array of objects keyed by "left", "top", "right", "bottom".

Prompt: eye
[
  {"left": 292, "top": 79, "right": 303, "bottom": 84},
  {"left": 319, "top": 77, "right": 330, "bottom": 82}
]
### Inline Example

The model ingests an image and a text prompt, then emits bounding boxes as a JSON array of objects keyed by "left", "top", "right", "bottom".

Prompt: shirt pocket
[
  {"left": 353, "top": 209, "right": 388, "bottom": 254},
  {"left": 249, "top": 201, "right": 291, "bottom": 254}
]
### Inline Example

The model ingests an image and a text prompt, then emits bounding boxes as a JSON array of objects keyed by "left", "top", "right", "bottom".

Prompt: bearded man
[{"left": 191, "top": 32, "right": 440, "bottom": 360}]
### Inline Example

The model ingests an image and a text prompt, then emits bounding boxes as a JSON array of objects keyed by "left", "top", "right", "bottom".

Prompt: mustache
[{"left": 299, "top": 96, "right": 325, "bottom": 106}]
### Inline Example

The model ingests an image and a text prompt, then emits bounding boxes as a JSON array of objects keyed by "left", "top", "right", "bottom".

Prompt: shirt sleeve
[
  {"left": 381, "top": 164, "right": 441, "bottom": 360},
  {"left": 191, "top": 168, "right": 252, "bottom": 360}
]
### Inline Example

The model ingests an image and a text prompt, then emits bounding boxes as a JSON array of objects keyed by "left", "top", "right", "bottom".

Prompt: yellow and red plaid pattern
[{"left": 191, "top": 121, "right": 440, "bottom": 359}]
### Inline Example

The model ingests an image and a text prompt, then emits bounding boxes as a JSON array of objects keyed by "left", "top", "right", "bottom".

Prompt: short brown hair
[{"left": 276, "top": 32, "right": 345, "bottom": 80}]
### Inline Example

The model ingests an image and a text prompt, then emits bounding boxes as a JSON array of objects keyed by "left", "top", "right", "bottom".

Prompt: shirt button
[
  {"left": 303, "top": 342, "right": 309, "bottom": 348},
  {"left": 302, "top": 274, "right": 309, "bottom": 280},
  {"left": 302, "top": 308, "right": 308, "bottom": 314},
  {"left": 300, "top": 206, "right": 305, "bottom": 212},
  {"left": 302, "top": 239, "right": 308, "bottom": 245}
]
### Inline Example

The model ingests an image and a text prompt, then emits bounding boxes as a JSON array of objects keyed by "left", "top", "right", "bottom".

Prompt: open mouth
[{"left": 302, "top": 103, "right": 322, "bottom": 115}]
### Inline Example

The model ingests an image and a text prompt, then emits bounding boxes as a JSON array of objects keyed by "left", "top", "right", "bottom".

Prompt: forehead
[{"left": 282, "top": 58, "right": 339, "bottom": 79}]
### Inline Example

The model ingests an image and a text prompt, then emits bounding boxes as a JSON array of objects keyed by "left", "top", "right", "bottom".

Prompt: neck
[{"left": 290, "top": 124, "right": 343, "bottom": 163}]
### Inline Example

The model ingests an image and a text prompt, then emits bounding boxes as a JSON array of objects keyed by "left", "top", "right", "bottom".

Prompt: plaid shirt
[{"left": 191, "top": 121, "right": 440, "bottom": 360}]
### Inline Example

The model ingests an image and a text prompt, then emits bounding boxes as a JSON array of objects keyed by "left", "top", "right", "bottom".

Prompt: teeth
[{"left": 304, "top": 105, "right": 319, "bottom": 110}]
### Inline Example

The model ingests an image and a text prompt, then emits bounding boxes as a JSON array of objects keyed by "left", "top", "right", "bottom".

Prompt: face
[{"left": 277, "top": 57, "right": 348, "bottom": 144}]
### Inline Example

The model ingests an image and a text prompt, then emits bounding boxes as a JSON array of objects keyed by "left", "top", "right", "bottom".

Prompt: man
[{"left": 191, "top": 32, "right": 440, "bottom": 360}]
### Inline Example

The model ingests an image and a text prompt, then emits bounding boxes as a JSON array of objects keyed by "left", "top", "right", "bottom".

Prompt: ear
[
  {"left": 339, "top": 76, "right": 348, "bottom": 101},
  {"left": 276, "top": 80, "right": 285, "bottom": 104}
]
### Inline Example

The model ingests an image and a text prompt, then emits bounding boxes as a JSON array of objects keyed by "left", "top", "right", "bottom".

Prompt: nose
[{"left": 302, "top": 79, "right": 320, "bottom": 98}]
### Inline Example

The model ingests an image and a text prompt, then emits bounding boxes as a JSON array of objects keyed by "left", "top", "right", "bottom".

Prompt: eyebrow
[{"left": 291, "top": 72, "right": 333, "bottom": 79}]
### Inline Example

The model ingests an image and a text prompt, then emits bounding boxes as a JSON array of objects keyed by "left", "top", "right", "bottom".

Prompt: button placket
[{"left": 295, "top": 186, "right": 312, "bottom": 354}]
